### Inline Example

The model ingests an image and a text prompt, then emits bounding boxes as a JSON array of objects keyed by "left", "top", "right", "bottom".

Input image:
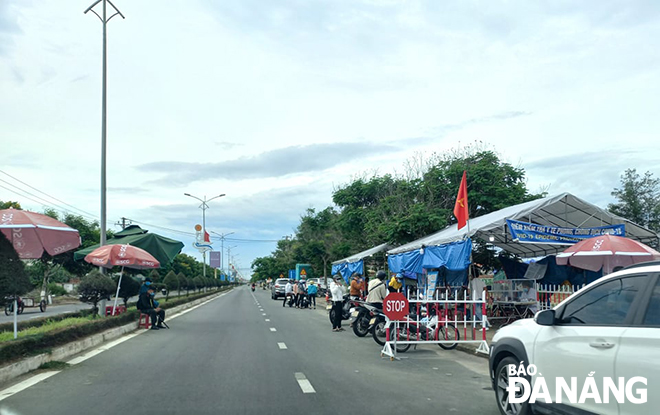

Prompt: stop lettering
[{"left": 383, "top": 292, "right": 409, "bottom": 320}]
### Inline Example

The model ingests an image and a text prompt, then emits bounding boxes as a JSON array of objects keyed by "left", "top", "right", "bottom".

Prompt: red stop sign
[{"left": 383, "top": 292, "right": 409, "bottom": 320}]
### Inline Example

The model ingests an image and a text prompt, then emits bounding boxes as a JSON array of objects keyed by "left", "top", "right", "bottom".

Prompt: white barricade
[
  {"left": 381, "top": 289, "right": 489, "bottom": 360},
  {"left": 536, "top": 283, "right": 584, "bottom": 311}
]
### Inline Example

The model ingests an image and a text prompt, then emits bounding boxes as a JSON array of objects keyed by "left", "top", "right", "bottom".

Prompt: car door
[
  {"left": 616, "top": 273, "right": 660, "bottom": 415},
  {"left": 532, "top": 275, "right": 648, "bottom": 415}
]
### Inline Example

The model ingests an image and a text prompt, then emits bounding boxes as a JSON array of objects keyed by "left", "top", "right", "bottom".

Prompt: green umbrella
[{"left": 73, "top": 225, "right": 184, "bottom": 267}]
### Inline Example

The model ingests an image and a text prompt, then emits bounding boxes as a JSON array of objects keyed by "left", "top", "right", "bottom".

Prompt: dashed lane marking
[
  {"left": 278, "top": 343, "right": 287, "bottom": 349},
  {"left": 270, "top": 328, "right": 277, "bottom": 332},
  {"left": 294, "top": 372, "right": 316, "bottom": 394}
]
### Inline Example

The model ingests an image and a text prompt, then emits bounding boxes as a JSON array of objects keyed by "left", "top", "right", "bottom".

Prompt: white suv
[{"left": 489, "top": 261, "right": 660, "bottom": 415}]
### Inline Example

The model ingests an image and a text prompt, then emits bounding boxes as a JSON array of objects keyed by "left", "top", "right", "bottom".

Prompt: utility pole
[
  {"left": 85, "top": 0, "right": 125, "bottom": 248},
  {"left": 115, "top": 216, "right": 131, "bottom": 229},
  {"left": 184, "top": 193, "right": 226, "bottom": 278}
]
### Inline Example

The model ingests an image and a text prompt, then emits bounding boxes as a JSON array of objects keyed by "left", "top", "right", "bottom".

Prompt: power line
[{"left": 0, "top": 169, "right": 98, "bottom": 218}]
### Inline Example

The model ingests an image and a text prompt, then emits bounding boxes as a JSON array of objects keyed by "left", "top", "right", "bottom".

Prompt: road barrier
[
  {"left": 381, "top": 289, "right": 489, "bottom": 360},
  {"left": 536, "top": 283, "right": 584, "bottom": 311}
]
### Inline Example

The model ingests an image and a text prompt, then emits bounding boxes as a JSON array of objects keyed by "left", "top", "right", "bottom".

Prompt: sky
[{"left": 1, "top": 0, "right": 659, "bottom": 278}]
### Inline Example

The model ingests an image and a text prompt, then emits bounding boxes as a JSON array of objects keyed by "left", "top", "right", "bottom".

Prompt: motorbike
[
  {"left": 4, "top": 296, "right": 25, "bottom": 316},
  {"left": 251, "top": 285, "right": 256, "bottom": 292},
  {"left": 328, "top": 293, "right": 357, "bottom": 324},
  {"left": 350, "top": 300, "right": 378, "bottom": 337}
]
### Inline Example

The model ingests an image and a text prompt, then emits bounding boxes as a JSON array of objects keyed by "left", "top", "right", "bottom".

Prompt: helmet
[{"left": 376, "top": 270, "right": 387, "bottom": 280}]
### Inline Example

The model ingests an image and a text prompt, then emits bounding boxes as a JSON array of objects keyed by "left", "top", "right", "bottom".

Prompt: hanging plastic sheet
[
  {"left": 330, "top": 261, "right": 365, "bottom": 283},
  {"left": 388, "top": 239, "right": 472, "bottom": 274}
]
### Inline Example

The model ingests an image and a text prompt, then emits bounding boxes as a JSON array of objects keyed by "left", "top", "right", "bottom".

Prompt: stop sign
[{"left": 383, "top": 292, "right": 409, "bottom": 320}]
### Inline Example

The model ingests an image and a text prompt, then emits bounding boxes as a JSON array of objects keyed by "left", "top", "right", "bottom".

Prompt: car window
[
  {"left": 559, "top": 276, "right": 647, "bottom": 326},
  {"left": 643, "top": 279, "right": 660, "bottom": 326}
]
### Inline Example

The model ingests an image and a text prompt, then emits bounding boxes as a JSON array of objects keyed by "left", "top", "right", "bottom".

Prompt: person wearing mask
[
  {"left": 139, "top": 277, "right": 153, "bottom": 295},
  {"left": 388, "top": 274, "right": 403, "bottom": 292},
  {"left": 137, "top": 286, "right": 166, "bottom": 330},
  {"left": 283, "top": 279, "right": 294, "bottom": 307},
  {"left": 330, "top": 275, "right": 346, "bottom": 332},
  {"left": 366, "top": 270, "right": 388, "bottom": 310},
  {"left": 307, "top": 280, "right": 318, "bottom": 309},
  {"left": 296, "top": 279, "right": 307, "bottom": 308},
  {"left": 349, "top": 273, "right": 362, "bottom": 300},
  {"left": 520, "top": 282, "right": 538, "bottom": 314}
]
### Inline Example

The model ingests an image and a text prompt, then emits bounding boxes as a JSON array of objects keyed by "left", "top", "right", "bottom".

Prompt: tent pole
[{"left": 111, "top": 266, "right": 123, "bottom": 315}]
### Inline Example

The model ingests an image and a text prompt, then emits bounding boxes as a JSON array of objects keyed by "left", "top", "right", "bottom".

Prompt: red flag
[
  {"left": 453, "top": 171, "right": 469, "bottom": 230},
  {"left": 204, "top": 231, "right": 210, "bottom": 243}
]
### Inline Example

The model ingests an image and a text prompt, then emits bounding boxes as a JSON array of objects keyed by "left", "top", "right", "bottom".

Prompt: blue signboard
[
  {"left": 506, "top": 219, "right": 625, "bottom": 245},
  {"left": 288, "top": 269, "right": 296, "bottom": 280}
]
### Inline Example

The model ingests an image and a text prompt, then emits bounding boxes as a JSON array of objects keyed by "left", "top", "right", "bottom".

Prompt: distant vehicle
[
  {"left": 271, "top": 278, "right": 289, "bottom": 300},
  {"left": 489, "top": 261, "right": 660, "bottom": 415}
]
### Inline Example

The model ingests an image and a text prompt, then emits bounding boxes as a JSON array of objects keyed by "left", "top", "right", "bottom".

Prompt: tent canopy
[
  {"left": 332, "top": 242, "right": 392, "bottom": 265},
  {"left": 388, "top": 193, "right": 659, "bottom": 258},
  {"left": 73, "top": 225, "right": 184, "bottom": 268}
]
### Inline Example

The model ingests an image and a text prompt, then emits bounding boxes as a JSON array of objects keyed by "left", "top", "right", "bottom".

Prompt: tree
[
  {"left": 608, "top": 169, "right": 660, "bottom": 232},
  {"left": 78, "top": 270, "right": 115, "bottom": 315},
  {"left": 0, "top": 200, "right": 22, "bottom": 210},
  {"left": 163, "top": 271, "right": 179, "bottom": 300},
  {"left": 177, "top": 272, "right": 187, "bottom": 295},
  {"left": 193, "top": 276, "right": 204, "bottom": 292},
  {"left": 188, "top": 277, "right": 197, "bottom": 294},
  {"left": 115, "top": 274, "right": 140, "bottom": 307},
  {"left": 149, "top": 269, "right": 161, "bottom": 284},
  {"left": 0, "top": 231, "right": 32, "bottom": 305}
]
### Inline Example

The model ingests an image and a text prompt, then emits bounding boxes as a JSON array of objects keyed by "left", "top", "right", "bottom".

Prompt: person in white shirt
[
  {"left": 469, "top": 275, "right": 490, "bottom": 328},
  {"left": 366, "top": 271, "right": 388, "bottom": 309},
  {"left": 520, "top": 282, "right": 538, "bottom": 314},
  {"left": 329, "top": 275, "right": 347, "bottom": 332},
  {"left": 283, "top": 280, "right": 294, "bottom": 308}
]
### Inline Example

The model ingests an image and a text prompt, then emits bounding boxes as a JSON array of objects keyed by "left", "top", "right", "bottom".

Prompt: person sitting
[
  {"left": 137, "top": 286, "right": 166, "bottom": 330},
  {"left": 139, "top": 277, "right": 153, "bottom": 295}
]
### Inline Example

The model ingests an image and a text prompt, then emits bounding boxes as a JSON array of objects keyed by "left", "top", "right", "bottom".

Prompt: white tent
[
  {"left": 388, "top": 193, "right": 658, "bottom": 258},
  {"left": 332, "top": 242, "right": 392, "bottom": 265}
]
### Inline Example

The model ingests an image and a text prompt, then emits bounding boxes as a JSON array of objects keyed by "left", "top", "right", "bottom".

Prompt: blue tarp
[
  {"left": 499, "top": 255, "right": 602, "bottom": 286},
  {"left": 331, "top": 261, "right": 364, "bottom": 283},
  {"left": 388, "top": 239, "right": 472, "bottom": 274}
]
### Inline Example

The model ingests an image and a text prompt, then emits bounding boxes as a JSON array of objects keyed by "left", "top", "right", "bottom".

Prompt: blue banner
[{"left": 506, "top": 219, "right": 625, "bottom": 245}]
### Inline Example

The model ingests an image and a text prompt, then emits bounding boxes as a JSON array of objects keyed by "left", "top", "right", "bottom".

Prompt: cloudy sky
[{"left": 2, "top": 0, "right": 659, "bottom": 276}]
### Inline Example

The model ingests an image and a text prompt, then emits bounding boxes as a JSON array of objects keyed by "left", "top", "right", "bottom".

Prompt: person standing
[
  {"left": 349, "top": 273, "right": 362, "bottom": 300},
  {"left": 307, "top": 280, "right": 318, "bottom": 309},
  {"left": 330, "top": 275, "right": 346, "bottom": 332},
  {"left": 296, "top": 279, "right": 307, "bottom": 308},
  {"left": 366, "top": 270, "right": 388, "bottom": 309}
]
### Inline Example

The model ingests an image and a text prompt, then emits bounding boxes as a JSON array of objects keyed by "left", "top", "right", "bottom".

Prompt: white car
[{"left": 489, "top": 261, "right": 660, "bottom": 415}]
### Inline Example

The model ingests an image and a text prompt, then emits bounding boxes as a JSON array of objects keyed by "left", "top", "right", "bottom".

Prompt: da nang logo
[{"left": 507, "top": 363, "right": 647, "bottom": 405}]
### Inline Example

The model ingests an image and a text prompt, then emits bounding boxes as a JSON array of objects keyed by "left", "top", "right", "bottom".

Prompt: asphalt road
[
  {"left": 0, "top": 302, "right": 92, "bottom": 324},
  {"left": 0, "top": 286, "right": 499, "bottom": 415}
]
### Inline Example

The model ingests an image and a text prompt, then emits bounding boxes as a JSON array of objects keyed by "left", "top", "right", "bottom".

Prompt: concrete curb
[{"left": 0, "top": 289, "right": 230, "bottom": 386}]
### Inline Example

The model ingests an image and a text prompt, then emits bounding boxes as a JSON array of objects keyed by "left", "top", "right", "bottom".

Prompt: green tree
[
  {"left": 0, "top": 231, "right": 32, "bottom": 305},
  {"left": 163, "top": 271, "right": 179, "bottom": 300},
  {"left": 177, "top": 272, "right": 187, "bottom": 295},
  {"left": 115, "top": 274, "right": 140, "bottom": 307},
  {"left": 149, "top": 269, "right": 161, "bottom": 283},
  {"left": 78, "top": 270, "right": 115, "bottom": 315},
  {"left": 188, "top": 277, "right": 197, "bottom": 294},
  {"left": 608, "top": 169, "right": 660, "bottom": 232},
  {"left": 193, "top": 276, "right": 204, "bottom": 292},
  {"left": 0, "top": 201, "right": 22, "bottom": 210}
]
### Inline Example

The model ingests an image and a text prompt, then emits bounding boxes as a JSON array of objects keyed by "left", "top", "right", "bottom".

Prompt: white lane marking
[
  {"left": 0, "top": 371, "right": 60, "bottom": 402},
  {"left": 265, "top": 319, "right": 270, "bottom": 322},
  {"left": 294, "top": 373, "right": 316, "bottom": 394},
  {"left": 69, "top": 332, "right": 142, "bottom": 365},
  {"left": 270, "top": 328, "right": 277, "bottom": 332},
  {"left": 278, "top": 342, "right": 287, "bottom": 349},
  {"left": 262, "top": 313, "right": 267, "bottom": 316}
]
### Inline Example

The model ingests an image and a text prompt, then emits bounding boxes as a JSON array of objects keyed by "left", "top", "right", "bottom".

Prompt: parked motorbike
[
  {"left": 4, "top": 296, "right": 25, "bottom": 316},
  {"left": 350, "top": 300, "right": 378, "bottom": 337},
  {"left": 328, "top": 293, "right": 356, "bottom": 324}
]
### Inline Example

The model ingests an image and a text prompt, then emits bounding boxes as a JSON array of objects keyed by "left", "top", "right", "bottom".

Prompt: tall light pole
[
  {"left": 226, "top": 245, "right": 237, "bottom": 279},
  {"left": 85, "top": 0, "right": 125, "bottom": 248},
  {"left": 184, "top": 193, "right": 226, "bottom": 278},
  {"left": 210, "top": 231, "right": 234, "bottom": 276}
]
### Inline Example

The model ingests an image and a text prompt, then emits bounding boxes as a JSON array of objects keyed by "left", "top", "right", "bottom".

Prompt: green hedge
[{"left": 0, "top": 287, "right": 231, "bottom": 365}]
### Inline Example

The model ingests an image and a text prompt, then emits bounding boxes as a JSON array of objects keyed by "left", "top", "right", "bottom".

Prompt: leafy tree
[
  {"left": 177, "top": 272, "right": 187, "bottom": 295},
  {"left": 114, "top": 274, "right": 140, "bottom": 307},
  {"left": 47, "top": 282, "right": 68, "bottom": 296},
  {"left": 0, "top": 231, "right": 32, "bottom": 306},
  {"left": 608, "top": 169, "right": 660, "bottom": 232},
  {"left": 188, "top": 277, "right": 197, "bottom": 294},
  {"left": 163, "top": 271, "right": 179, "bottom": 300},
  {"left": 0, "top": 201, "right": 22, "bottom": 210},
  {"left": 193, "top": 276, "right": 205, "bottom": 292},
  {"left": 149, "top": 269, "right": 161, "bottom": 284},
  {"left": 78, "top": 270, "right": 115, "bottom": 315}
]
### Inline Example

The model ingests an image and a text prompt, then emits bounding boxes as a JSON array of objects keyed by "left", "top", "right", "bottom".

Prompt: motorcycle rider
[
  {"left": 283, "top": 279, "right": 294, "bottom": 307},
  {"left": 366, "top": 270, "right": 388, "bottom": 310},
  {"left": 251, "top": 283, "right": 256, "bottom": 291}
]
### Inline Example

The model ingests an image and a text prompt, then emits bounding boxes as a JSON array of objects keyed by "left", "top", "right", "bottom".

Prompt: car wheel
[{"left": 495, "top": 356, "right": 531, "bottom": 415}]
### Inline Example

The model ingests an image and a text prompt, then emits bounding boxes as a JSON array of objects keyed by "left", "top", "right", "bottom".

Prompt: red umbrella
[
  {"left": 0, "top": 208, "right": 81, "bottom": 259},
  {"left": 83, "top": 244, "right": 160, "bottom": 269},
  {"left": 556, "top": 234, "right": 660, "bottom": 274},
  {"left": 84, "top": 244, "right": 160, "bottom": 314}
]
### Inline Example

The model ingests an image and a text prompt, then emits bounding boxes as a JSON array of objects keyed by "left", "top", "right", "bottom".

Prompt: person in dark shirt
[{"left": 137, "top": 286, "right": 166, "bottom": 330}]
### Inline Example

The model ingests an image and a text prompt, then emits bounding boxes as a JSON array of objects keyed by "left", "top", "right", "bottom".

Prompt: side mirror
[{"left": 535, "top": 309, "right": 556, "bottom": 326}]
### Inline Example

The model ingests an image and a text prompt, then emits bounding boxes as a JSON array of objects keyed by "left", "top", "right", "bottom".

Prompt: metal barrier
[
  {"left": 536, "top": 283, "right": 584, "bottom": 311},
  {"left": 381, "top": 289, "right": 489, "bottom": 360}
]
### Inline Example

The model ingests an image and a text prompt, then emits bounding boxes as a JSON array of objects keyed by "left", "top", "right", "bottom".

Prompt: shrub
[
  {"left": 0, "top": 232, "right": 32, "bottom": 306},
  {"left": 163, "top": 271, "right": 179, "bottom": 300},
  {"left": 177, "top": 272, "right": 187, "bottom": 295},
  {"left": 47, "top": 283, "right": 68, "bottom": 297},
  {"left": 188, "top": 277, "right": 196, "bottom": 294},
  {"left": 149, "top": 269, "right": 161, "bottom": 283},
  {"left": 193, "top": 276, "right": 204, "bottom": 292},
  {"left": 114, "top": 274, "right": 140, "bottom": 307},
  {"left": 78, "top": 270, "right": 115, "bottom": 314}
]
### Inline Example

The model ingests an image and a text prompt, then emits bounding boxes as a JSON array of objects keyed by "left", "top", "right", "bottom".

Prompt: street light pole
[
  {"left": 184, "top": 193, "right": 226, "bottom": 278},
  {"left": 210, "top": 231, "right": 234, "bottom": 277},
  {"left": 226, "top": 245, "right": 237, "bottom": 279},
  {"left": 85, "top": 0, "right": 124, "bottom": 248}
]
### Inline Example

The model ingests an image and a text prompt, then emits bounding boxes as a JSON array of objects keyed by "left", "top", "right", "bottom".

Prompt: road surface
[{"left": 0, "top": 286, "right": 498, "bottom": 415}]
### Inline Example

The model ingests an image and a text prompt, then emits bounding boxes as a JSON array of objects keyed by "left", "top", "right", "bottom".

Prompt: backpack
[{"left": 298, "top": 282, "right": 306, "bottom": 293}]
